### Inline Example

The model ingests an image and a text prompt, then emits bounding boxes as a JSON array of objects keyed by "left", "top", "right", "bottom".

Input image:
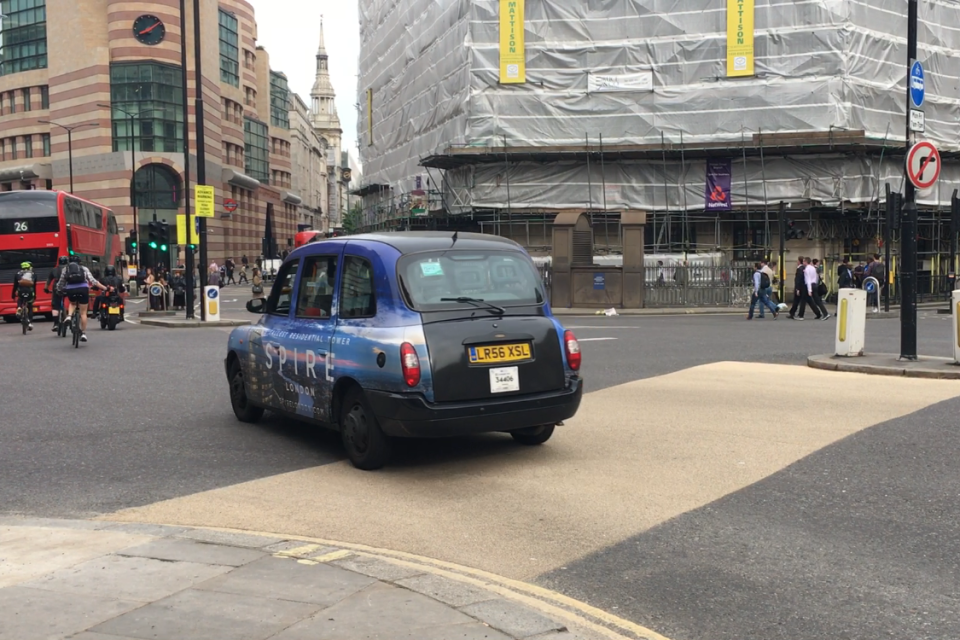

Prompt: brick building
[{"left": 0, "top": 0, "right": 318, "bottom": 266}]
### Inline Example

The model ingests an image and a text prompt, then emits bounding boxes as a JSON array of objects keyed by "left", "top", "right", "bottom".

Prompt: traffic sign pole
[{"left": 901, "top": 0, "right": 919, "bottom": 361}]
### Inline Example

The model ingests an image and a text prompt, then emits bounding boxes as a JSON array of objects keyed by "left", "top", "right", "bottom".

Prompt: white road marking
[{"left": 577, "top": 337, "right": 618, "bottom": 342}]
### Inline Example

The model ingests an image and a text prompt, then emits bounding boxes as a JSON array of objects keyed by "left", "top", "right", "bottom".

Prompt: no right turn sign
[{"left": 906, "top": 141, "right": 941, "bottom": 190}]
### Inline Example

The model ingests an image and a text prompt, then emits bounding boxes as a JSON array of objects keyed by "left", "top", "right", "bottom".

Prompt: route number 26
[{"left": 14, "top": 221, "right": 27, "bottom": 232}]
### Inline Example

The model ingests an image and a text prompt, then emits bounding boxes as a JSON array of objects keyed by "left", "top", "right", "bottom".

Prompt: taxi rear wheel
[
  {"left": 511, "top": 424, "right": 555, "bottom": 446},
  {"left": 229, "top": 360, "right": 264, "bottom": 423},
  {"left": 340, "top": 388, "right": 392, "bottom": 470}
]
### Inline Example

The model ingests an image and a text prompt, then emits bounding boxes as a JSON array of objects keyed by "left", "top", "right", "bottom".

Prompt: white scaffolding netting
[{"left": 358, "top": 0, "right": 960, "bottom": 211}]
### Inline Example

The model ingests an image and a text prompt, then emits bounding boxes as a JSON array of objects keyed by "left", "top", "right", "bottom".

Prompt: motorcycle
[{"left": 98, "top": 288, "right": 124, "bottom": 331}]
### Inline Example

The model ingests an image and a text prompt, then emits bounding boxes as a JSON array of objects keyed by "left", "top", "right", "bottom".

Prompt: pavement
[
  {"left": 809, "top": 352, "right": 960, "bottom": 378},
  {"left": 0, "top": 518, "right": 642, "bottom": 640}
]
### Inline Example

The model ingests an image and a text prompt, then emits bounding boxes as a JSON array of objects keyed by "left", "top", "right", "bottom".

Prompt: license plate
[
  {"left": 468, "top": 343, "right": 531, "bottom": 364},
  {"left": 108, "top": 307, "right": 121, "bottom": 315},
  {"left": 490, "top": 366, "right": 520, "bottom": 393}
]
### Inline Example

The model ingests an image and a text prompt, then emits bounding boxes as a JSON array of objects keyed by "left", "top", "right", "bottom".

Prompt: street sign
[
  {"left": 910, "top": 60, "right": 925, "bottom": 108},
  {"left": 909, "top": 109, "right": 925, "bottom": 133},
  {"left": 906, "top": 140, "right": 941, "bottom": 190},
  {"left": 176, "top": 214, "right": 200, "bottom": 245},
  {"left": 195, "top": 185, "right": 215, "bottom": 218},
  {"left": 223, "top": 198, "right": 238, "bottom": 213}
]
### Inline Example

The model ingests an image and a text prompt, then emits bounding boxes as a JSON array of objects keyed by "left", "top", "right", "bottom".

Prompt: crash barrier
[
  {"left": 953, "top": 290, "right": 960, "bottom": 365},
  {"left": 862, "top": 277, "right": 881, "bottom": 313},
  {"left": 835, "top": 288, "right": 867, "bottom": 357}
]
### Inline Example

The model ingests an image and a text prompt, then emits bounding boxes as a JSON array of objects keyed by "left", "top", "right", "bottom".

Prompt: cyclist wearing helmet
[
  {"left": 56, "top": 255, "right": 107, "bottom": 343},
  {"left": 92, "top": 264, "right": 126, "bottom": 316},
  {"left": 45, "top": 256, "right": 69, "bottom": 332},
  {"left": 11, "top": 261, "right": 37, "bottom": 331}
]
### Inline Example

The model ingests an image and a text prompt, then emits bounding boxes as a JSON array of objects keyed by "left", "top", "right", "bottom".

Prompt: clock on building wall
[{"left": 133, "top": 15, "right": 166, "bottom": 45}]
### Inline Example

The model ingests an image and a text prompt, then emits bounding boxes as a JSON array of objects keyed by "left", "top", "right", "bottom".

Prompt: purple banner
[{"left": 705, "top": 159, "right": 733, "bottom": 211}]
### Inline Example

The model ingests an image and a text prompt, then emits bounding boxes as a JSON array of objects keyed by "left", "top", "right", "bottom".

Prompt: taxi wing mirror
[{"left": 246, "top": 298, "right": 265, "bottom": 314}]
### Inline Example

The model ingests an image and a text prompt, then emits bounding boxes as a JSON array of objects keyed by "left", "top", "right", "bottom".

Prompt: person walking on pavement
[
  {"left": 760, "top": 259, "right": 777, "bottom": 304},
  {"left": 251, "top": 267, "right": 264, "bottom": 299},
  {"left": 237, "top": 262, "right": 249, "bottom": 285},
  {"left": 788, "top": 257, "right": 812, "bottom": 319},
  {"left": 208, "top": 263, "right": 222, "bottom": 288},
  {"left": 865, "top": 252, "right": 885, "bottom": 310},
  {"left": 811, "top": 259, "right": 830, "bottom": 319},
  {"left": 225, "top": 258, "right": 237, "bottom": 285},
  {"left": 802, "top": 258, "right": 828, "bottom": 320},
  {"left": 838, "top": 257, "right": 854, "bottom": 289},
  {"left": 748, "top": 262, "right": 779, "bottom": 320}
]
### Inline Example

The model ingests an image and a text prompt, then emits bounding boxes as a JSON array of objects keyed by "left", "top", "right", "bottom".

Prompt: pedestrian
[
  {"left": 811, "top": 259, "right": 830, "bottom": 318},
  {"left": 837, "top": 257, "right": 854, "bottom": 289},
  {"left": 171, "top": 268, "right": 187, "bottom": 310},
  {"left": 803, "top": 257, "right": 828, "bottom": 320},
  {"left": 788, "top": 257, "right": 809, "bottom": 319},
  {"left": 251, "top": 267, "right": 264, "bottom": 299},
  {"left": 225, "top": 258, "right": 237, "bottom": 285},
  {"left": 760, "top": 259, "right": 777, "bottom": 304},
  {"left": 208, "top": 264, "right": 221, "bottom": 288},
  {"left": 237, "top": 263, "right": 249, "bottom": 284},
  {"left": 255, "top": 255, "right": 263, "bottom": 271},
  {"left": 867, "top": 252, "right": 886, "bottom": 309},
  {"left": 853, "top": 262, "right": 865, "bottom": 289},
  {"left": 241, "top": 255, "right": 249, "bottom": 267},
  {"left": 748, "top": 262, "right": 779, "bottom": 319}
]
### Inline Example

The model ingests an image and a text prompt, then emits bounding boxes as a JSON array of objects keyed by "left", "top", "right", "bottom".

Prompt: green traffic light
[
  {"left": 160, "top": 244, "right": 168, "bottom": 251},
  {"left": 131, "top": 242, "right": 137, "bottom": 248},
  {"left": 188, "top": 244, "right": 196, "bottom": 250},
  {"left": 149, "top": 241, "right": 158, "bottom": 249}
]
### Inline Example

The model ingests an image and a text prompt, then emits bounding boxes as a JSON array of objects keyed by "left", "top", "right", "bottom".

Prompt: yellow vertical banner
[
  {"left": 176, "top": 214, "right": 200, "bottom": 245},
  {"left": 499, "top": 0, "right": 526, "bottom": 84},
  {"left": 726, "top": 0, "right": 755, "bottom": 77}
]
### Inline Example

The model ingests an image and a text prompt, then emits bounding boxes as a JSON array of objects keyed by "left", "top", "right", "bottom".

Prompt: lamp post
[
  {"left": 900, "top": 0, "right": 919, "bottom": 360},
  {"left": 37, "top": 120, "right": 97, "bottom": 194}
]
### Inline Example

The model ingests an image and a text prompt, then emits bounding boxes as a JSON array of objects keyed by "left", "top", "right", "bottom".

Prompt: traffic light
[
  {"left": 885, "top": 189, "right": 903, "bottom": 232},
  {"left": 158, "top": 222, "right": 169, "bottom": 252},
  {"left": 148, "top": 221, "right": 160, "bottom": 250},
  {"left": 125, "top": 231, "right": 137, "bottom": 256},
  {"left": 951, "top": 189, "right": 959, "bottom": 237}
]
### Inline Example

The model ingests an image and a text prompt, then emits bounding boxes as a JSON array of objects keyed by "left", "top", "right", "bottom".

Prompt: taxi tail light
[
  {"left": 400, "top": 342, "right": 421, "bottom": 387},
  {"left": 563, "top": 330, "right": 581, "bottom": 371}
]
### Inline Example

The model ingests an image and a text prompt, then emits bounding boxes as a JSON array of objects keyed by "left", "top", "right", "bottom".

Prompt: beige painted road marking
[{"left": 106, "top": 362, "right": 960, "bottom": 583}]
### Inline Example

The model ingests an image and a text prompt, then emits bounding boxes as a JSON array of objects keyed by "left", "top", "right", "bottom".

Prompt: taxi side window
[
  {"left": 296, "top": 255, "right": 338, "bottom": 319},
  {"left": 340, "top": 256, "right": 375, "bottom": 318},
  {"left": 266, "top": 259, "right": 299, "bottom": 316}
]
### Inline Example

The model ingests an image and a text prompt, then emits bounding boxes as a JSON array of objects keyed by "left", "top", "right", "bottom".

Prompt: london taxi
[{"left": 225, "top": 232, "right": 582, "bottom": 470}]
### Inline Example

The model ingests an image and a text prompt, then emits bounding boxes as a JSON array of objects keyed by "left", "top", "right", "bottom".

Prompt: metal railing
[{"left": 643, "top": 264, "right": 757, "bottom": 308}]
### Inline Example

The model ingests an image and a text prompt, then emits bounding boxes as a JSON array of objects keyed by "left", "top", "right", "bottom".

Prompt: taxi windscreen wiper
[{"left": 440, "top": 297, "right": 505, "bottom": 315}]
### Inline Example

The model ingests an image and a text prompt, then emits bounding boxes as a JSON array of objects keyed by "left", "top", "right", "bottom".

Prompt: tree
[{"left": 342, "top": 202, "right": 363, "bottom": 235}]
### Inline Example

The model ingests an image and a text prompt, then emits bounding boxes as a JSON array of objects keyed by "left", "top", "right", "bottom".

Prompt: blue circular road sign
[{"left": 910, "top": 61, "right": 925, "bottom": 108}]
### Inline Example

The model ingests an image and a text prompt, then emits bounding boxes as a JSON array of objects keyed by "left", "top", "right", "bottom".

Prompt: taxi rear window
[{"left": 398, "top": 250, "right": 545, "bottom": 310}]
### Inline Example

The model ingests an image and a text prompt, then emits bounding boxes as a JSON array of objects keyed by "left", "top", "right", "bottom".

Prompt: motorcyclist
[
  {"left": 45, "top": 256, "right": 69, "bottom": 332},
  {"left": 11, "top": 261, "right": 37, "bottom": 331},
  {"left": 93, "top": 265, "right": 126, "bottom": 317}
]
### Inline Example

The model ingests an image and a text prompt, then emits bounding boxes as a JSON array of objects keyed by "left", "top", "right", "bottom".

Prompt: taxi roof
[{"left": 299, "top": 231, "right": 524, "bottom": 256}]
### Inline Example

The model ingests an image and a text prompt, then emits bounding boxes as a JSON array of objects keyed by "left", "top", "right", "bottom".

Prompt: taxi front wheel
[
  {"left": 340, "top": 388, "right": 392, "bottom": 470},
  {"left": 511, "top": 425, "right": 555, "bottom": 446}
]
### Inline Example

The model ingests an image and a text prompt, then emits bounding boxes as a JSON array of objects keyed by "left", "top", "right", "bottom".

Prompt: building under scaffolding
[{"left": 355, "top": 0, "right": 960, "bottom": 280}]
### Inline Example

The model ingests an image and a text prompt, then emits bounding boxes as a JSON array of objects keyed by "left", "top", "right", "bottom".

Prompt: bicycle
[
  {"left": 69, "top": 302, "right": 82, "bottom": 348},
  {"left": 15, "top": 297, "right": 33, "bottom": 335}
]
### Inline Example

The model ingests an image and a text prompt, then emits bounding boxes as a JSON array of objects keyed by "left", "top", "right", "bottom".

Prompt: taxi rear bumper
[{"left": 366, "top": 378, "right": 582, "bottom": 438}]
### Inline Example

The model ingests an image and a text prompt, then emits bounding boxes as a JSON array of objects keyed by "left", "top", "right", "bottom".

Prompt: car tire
[
  {"left": 2, "top": 315, "right": 16, "bottom": 324},
  {"left": 229, "top": 360, "right": 264, "bottom": 423},
  {"left": 510, "top": 424, "right": 555, "bottom": 446},
  {"left": 108, "top": 316, "right": 118, "bottom": 331},
  {"left": 340, "top": 388, "right": 392, "bottom": 470}
]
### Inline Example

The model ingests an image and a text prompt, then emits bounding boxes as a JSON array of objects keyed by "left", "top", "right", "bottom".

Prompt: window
[
  {"left": 110, "top": 62, "right": 184, "bottom": 153},
  {"left": 23, "top": 134, "right": 31, "bottom": 158},
  {"left": 11, "top": 136, "right": 17, "bottom": 160},
  {"left": 244, "top": 117, "right": 269, "bottom": 183},
  {"left": 269, "top": 71, "right": 289, "bottom": 129},
  {"left": 0, "top": 0, "right": 47, "bottom": 76},
  {"left": 218, "top": 9, "right": 239, "bottom": 87},
  {"left": 398, "top": 250, "right": 545, "bottom": 310},
  {"left": 266, "top": 259, "right": 299, "bottom": 316},
  {"left": 340, "top": 256, "right": 375, "bottom": 318},
  {"left": 8, "top": 91, "right": 15, "bottom": 113},
  {"left": 39, "top": 85, "right": 48, "bottom": 108},
  {"left": 296, "top": 255, "right": 337, "bottom": 319},
  {"left": 21, "top": 88, "right": 30, "bottom": 110},
  {"left": 134, "top": 163, "right": 182, "bottom": 210},
  {"left": 40, "top": 132, "right": 49, "bottom": 156}
]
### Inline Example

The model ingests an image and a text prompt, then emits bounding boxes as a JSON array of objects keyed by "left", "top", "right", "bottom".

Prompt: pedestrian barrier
[
  {"left": 835, "top": 288, "right": 866, "bottom": 357},
  {"left": 862, "top": 277, "right": 881, "bottom": 313},
  {"left": 953, "top": 290, "right": 960, "bottom": 364}
]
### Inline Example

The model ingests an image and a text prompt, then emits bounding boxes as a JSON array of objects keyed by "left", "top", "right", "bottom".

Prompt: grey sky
[{"left": 250, "top": 0, "right": 360, "bottom": 152}]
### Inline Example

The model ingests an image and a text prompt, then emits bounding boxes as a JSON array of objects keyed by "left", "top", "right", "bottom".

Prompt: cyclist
[
  {"left": 45, "top": 256, "right": 69, "bottom": 332},
  {"left": 11, "top": 261, "right": 37, "bottom": 331},
  {"left": 92, "top": 265, "right": 126, "bottom": 315},
  {"left": 56, "top": 255, "right": 107, "bottom": 343}
]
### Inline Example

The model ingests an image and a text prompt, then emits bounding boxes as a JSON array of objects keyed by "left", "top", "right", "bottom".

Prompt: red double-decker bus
[{"left": 0, "top": 191, "right": 121, "bottom": 322}]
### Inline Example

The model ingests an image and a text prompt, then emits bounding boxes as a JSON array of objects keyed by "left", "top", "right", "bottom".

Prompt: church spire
[
  {"left": 311, "top": 14, "right": 340, "bottom": 133},
  {"left": 317, "top": 16, "right": 326, "bottom": 56}
]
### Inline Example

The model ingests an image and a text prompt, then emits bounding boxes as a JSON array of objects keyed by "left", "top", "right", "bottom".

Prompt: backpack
[
  {"left": 872, "top": 262, "right": 886, "bottom": 285},
  {"left": 17, "top": 270, "right": 35, "bottom": 287},
  {"left": 759, "top": 271, "right": 771, "bottom": 290},
  {"left": 65, "top": 262, "right": 85, "bottom": 285}
]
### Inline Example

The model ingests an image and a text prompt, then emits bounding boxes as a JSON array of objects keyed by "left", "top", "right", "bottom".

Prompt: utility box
[
  {"left": 953, "top": 290, "right": 960, "bottom": 364},
  {"left": 835, "top": 288, "right": 866, "bottom": 356}
]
